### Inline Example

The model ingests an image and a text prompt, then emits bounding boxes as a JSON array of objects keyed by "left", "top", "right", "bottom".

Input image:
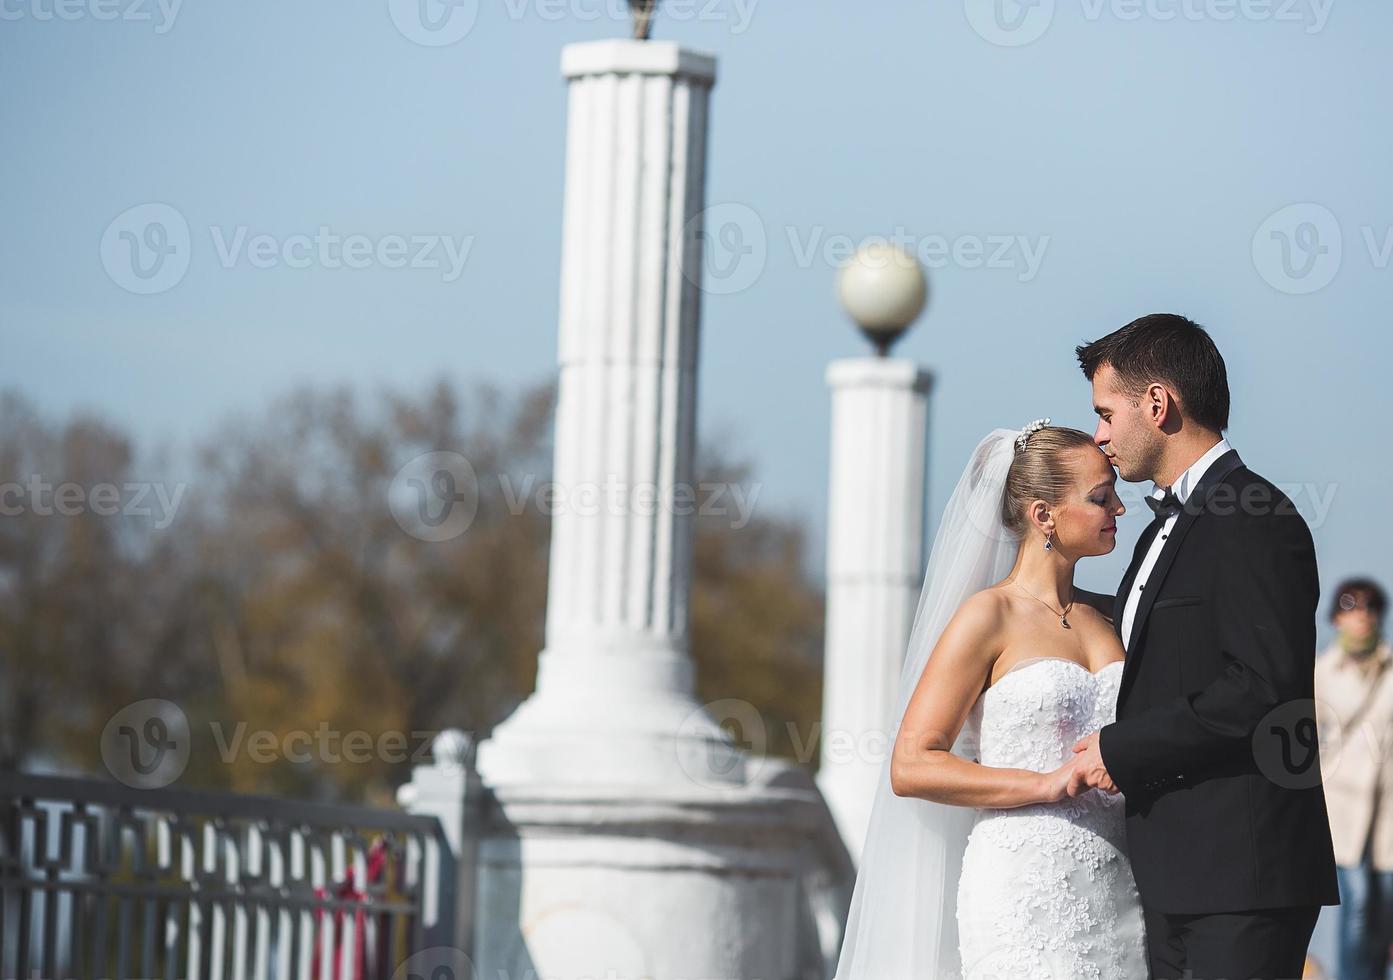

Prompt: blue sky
[{"left": 2, "top": 0, "right": 1388, "bottom": 641}]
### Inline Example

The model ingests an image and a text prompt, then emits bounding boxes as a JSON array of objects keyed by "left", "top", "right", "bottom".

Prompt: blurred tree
[
  {"left": 0, "top": 379, "right": 826, "bottom": 803},
  {"left": 179, "top": 376, "right": 555, "bottom": 802},
  {"left": 689, "top": 427, "right": 826, "bottom": 770},
  {"left": 0, "top": 390, "right": 211, "bottom": 772}
]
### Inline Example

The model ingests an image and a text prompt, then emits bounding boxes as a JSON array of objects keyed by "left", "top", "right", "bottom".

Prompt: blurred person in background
[{"left": 1314, "top": 577, "right": 1393, "bottom": 980}]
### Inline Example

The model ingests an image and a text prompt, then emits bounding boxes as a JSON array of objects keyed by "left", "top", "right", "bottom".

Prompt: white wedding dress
[
  {"left": 956, "top": 656, "right": 1148, "bottom": 979},
  {"left": 833, "top": 428, "right": 1150, "bottom": 980}
]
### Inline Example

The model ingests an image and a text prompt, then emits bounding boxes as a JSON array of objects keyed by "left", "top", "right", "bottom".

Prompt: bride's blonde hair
[{"left": 1001, "top": 425, "right": 1099, "bottom": 536}]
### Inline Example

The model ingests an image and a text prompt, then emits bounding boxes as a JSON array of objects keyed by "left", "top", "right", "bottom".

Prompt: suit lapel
[{"left": 1117, "top": 449, "right": 1245, "bottom": 703}]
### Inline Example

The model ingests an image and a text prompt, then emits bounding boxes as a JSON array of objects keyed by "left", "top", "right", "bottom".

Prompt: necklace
[{"left": 1013, "top": 581, "right": 1075, "bottom": 629}]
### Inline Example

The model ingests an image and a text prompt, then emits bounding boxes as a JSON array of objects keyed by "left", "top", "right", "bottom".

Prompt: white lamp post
[{"left": 836, "top": 240, "right": 929, "bottom": 356}]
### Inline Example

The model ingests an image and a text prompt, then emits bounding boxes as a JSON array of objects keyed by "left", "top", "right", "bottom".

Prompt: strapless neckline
[{"left": 988, "top": 656, "right": 1124, "bottom": 692}]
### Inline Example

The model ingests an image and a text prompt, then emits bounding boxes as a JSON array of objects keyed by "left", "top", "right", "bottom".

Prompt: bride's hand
[{"left": 1038, "top": 759, "right": 1082, "bottom": 803}]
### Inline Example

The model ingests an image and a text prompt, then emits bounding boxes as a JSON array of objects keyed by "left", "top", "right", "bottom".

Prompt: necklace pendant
[{"left": 1061, "top": 615, "right": 1070, "bottom": 629}]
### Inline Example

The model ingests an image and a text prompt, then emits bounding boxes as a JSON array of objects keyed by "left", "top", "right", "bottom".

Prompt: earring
[{"left": 1044, "top": 528, "right": 1054, "bottom": 552}]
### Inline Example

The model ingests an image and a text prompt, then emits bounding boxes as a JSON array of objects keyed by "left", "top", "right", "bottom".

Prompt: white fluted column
[
  {"left": 422, "top": 40, "right": 855, "bottom": 980},
  {"left": 477, "top": 39, "right": 737, "bottom": 789},
  {"left": 817, "top": 357, "right": 933, "bottom": 860}
]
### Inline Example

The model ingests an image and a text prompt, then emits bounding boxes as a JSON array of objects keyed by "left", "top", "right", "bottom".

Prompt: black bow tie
[{"left": 1145, "top": 487, "right": 1182, "bottom": 518}]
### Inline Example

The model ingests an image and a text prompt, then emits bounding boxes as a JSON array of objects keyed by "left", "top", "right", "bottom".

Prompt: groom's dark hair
[{"left": 1075, "top": 313, "right": 1230, "bottom": 432}]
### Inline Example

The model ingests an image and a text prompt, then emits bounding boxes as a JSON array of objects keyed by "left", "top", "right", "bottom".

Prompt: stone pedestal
[{"left": 473, "top": 778, "right": 832, "bottom": 980}]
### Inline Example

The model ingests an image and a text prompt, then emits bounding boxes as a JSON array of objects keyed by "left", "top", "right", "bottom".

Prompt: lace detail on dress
[{"left": 956, "top": 658, "right": 1147, "bottom": 979}]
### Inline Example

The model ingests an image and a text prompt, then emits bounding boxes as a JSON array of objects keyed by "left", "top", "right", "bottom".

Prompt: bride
[{"left": 833, "top": 422, "right": 1148, "bottom": 979}]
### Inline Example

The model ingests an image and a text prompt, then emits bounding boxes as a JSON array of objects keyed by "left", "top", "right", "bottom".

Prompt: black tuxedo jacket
[{"left": 1097, "top": 448, "right": 1340, "bottom": 914}]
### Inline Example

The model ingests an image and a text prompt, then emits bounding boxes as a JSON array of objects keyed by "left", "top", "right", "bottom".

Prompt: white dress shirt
[{"left": 1120, "top": 437, "right": 1234, "bottom": 650}]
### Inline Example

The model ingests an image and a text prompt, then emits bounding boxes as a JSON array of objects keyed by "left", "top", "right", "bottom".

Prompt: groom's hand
[
  {"left": 1070, "top": 732, "right": 1119, "bottom": 795},
  {"left": 1071, "top": 588, "right": 1116, "bottom": 625}
]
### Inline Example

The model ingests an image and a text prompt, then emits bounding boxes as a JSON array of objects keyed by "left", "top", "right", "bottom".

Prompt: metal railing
[{"left": 0, "top": 772, "right": 444, "bottom": 980}]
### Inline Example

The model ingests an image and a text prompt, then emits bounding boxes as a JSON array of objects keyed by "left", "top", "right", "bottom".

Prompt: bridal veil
[{"left": 832, "top": 428, "right": 1021, "bottom": 979}]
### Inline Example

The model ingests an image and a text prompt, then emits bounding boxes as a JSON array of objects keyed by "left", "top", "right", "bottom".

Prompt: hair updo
[{"left": 1001, "top": 425, "right": 1100, "bottom": 536}]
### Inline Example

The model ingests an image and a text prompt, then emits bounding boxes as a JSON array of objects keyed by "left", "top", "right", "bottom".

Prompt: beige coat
[{"left": 1314, "top": 640, "right": 1393, "bottom": 868}]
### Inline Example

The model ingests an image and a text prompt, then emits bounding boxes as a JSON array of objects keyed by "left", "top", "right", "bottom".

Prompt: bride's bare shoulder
[
  {"left": 946, "top": 586, "right": 1012, "bottom": 636},
  {"left": 921, "top": 589, "right": 1010, "bottom": 674}
]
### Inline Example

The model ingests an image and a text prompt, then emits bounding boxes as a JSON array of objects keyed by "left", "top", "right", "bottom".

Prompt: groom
[{"left": 1067, "top": 314, "right": 1340, "bottom": 979}]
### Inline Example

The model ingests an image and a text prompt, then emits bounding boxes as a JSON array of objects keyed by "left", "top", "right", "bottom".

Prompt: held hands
[
  {"left": 1037, "top": 733, "right": 1117, "bottom": 803},
  {"left": 1038, "top": 760, "right": 1078, "bottom": 803},
  {"left": 1067, "top": 732, "right": 1119, "bottom": 796}
]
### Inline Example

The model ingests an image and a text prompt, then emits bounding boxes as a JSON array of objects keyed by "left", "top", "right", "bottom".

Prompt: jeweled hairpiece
[{"left": 1014, "top": 417, "right": 1051, "bottom": 454}]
